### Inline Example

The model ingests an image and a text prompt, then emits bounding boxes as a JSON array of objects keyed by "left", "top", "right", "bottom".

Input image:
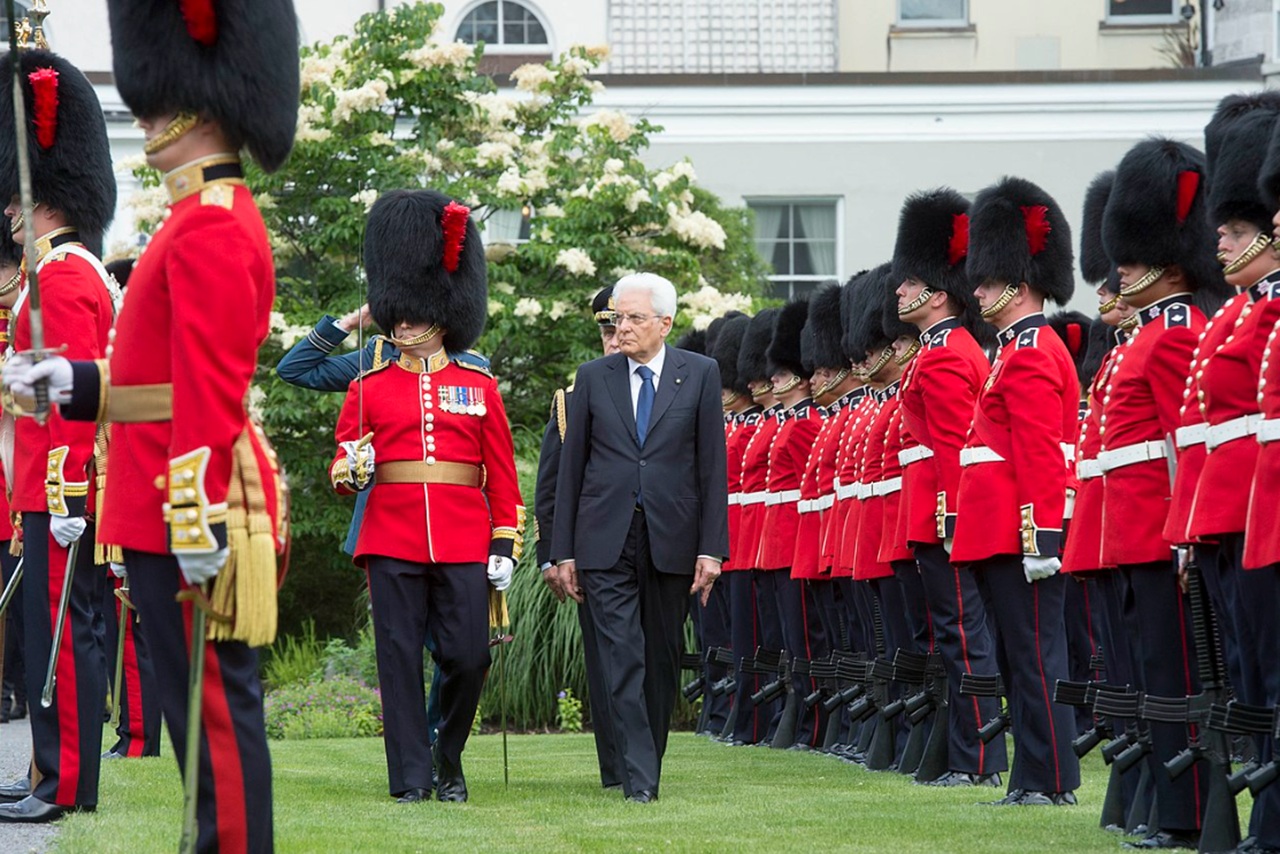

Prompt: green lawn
[{"left": 53, "top": 732, "right": 1233, "bottom": 853}]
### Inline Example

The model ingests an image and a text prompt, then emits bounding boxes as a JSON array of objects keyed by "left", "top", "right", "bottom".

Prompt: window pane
[
  {"left": 526, "top": 18, "right": 548, "bottom": 44},
  {"left": 770, "top": 241, "right": 792, "bottom": 276},
  {"left": 457, "top": 2, "right": 499, "bottom": 43},
  {"left": 900, "top": 0, "right": 966, "bottom": 21},
  {"left": 1107, "top": 0, "right": 1175, "bottom": 16}
]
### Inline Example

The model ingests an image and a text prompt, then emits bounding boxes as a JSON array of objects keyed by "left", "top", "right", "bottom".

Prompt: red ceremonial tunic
[
  {"left": 1098, "top": 296, "right": 1204, "bottom": 566},
  {"left": 12, "top": 239, "right": 112, "bottom": 518},
  {"left": 828, "top": 393, "right": 875, "bottom": 577},
  {"left": 737, "top": 405, "right": 781, "bottom": 571},
  {"left": 792, "top": 403, "right": 834, "bottom": 580},
  {"left": 1165, "top": 293, "right": 1251, "bottom": 545},
  {"left": 331, "top": 354, "right": 523, "bottom": 566},
  {"left": 1246, "top": 314, "right": 1280, "bottom": 567},
  {"left": 723, "top": 406, "right": 761, "bottom": 572},
  {"left": 952, "top": 315, "right": 1077, "bottom": 564},
  {"left": 759, "top": 400, "right": 821, "bottom": 570},
  {"left": 878, "top": 397, "right": 913, "bottom": 565},
  {"left": 851, "top": 382, "right": 898, "bottom": 581},
  {"left": 897, "top": 318, "right": 991, "bottom": 545},
  {"left": 815, "top": 390, "right": 863, "bottom": 573},
  {"left": 1188, "top": 275, "right": 1280, "bottom": 540},
  {"left": 0, "top": 308, "right": 12, "bottom": 541},
  {"left": 1062, "top": 342, "right": 1123, "bottom": 574}
]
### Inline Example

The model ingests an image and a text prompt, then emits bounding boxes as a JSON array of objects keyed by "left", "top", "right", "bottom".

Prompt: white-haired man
[{"left": 551, "top": 273, "right": 729, "bottom": 802}]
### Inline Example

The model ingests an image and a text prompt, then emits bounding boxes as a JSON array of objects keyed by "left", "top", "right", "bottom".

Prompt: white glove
[
  {"left": 487, "top": 555, "right": 515, "bottom": 591},
  {"left": 50, "top": 515, "right": 86, "bottom": 547},
  {"left": 2, "top": 353, "right": 73, "bottom": 404},
  {"left": 178, "top": 548, "right": 230, "bottom": 587},
  {"left": 109, "top": 562, "right": 127, "bottom": 579},
  {"left": 338, "top": 440, "right": 376, "bottom": 490},
  {"left": 943, "top": 537, "right": 954, "bottom": 556},
  {"left": 1023, "top": 555, "right": 1061, "bottom": 583}
]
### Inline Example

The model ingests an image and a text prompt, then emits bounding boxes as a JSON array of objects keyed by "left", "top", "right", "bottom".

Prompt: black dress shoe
[
  {"left": 395, "top": 788, "right": 431, "bottom": 804},
  {"left": 1122, "top": 830, "right": 1200, "bottom": 850},
  {"left": 979, "top": 789, "right": 1027, "bottom": 806},
  {"left": 0, "top": 796, "right": 88, "bottom": 823},
  {"left": 923, "top": 771, "right": 1003, "bottom": 788},
  {"left": 435, "top": 763, "right": 468, "bottom": 803},
  {"left": 627, "top": 789, "right": 657, "bottom": 804},
  {"left": 1237, "top": 838, "right": 1280, "bottom": 854},
  {"left": 602, "top": 782, "right": 623, "bottom": 791},
  {"left": 101, "top": 750, "right": 126, "bottom": 761},
  {"left": 0, "top": 779, "right": 32, "bottom": 803},
  {"left": 1016, "top": 791, "right": 1077, "bottom": 806}
]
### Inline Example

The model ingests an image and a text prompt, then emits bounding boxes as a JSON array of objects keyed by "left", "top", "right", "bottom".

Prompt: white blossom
[
  {"left": 496, "top": 167, "right": 526, "bottom": 197},
  {"left": 679, "top": 284, "right": 754, "bottom": 330},
  {"left": 625, "top": 189, "right": 651, "bottom": 213},
  {"left": 671, "top": 161, "right": 697, "bottom": 182},
  {"left": 300, "top": 52, "right": 345, "bottom": 89},
  {"left": 580, "top": 110, "right": 637, "bottom": 143},
  {"left": 539, "top": 203, "right": 565, "bottom": 219},
  {"left": 556, "top": 248, "right": 597, "bottom": 278},
  {"left": 332, "top": 78, "right": 390, "bottom": 123},
  {"left": 511, "top": 63, "right": 556, "bottom": 92},
  {"left": 350, "top": 189, "right": 379, "bottom": 213},
  {"left": 548, "top": 300, "right": 572, "bottom": 320},
  {"left": 514, "top": 297, "right": 543, "bottom": 319},
  {"left": 582, "top": 45, "right": 612, "bottom": 61},
  {"left": 405, "top": 41, "right": 473, "bottom": 70},
  {"left": 488, "top": 299, "right": 505, "bottom": 316},
  {"left": 492, "top": 281, "right": 516, "bottom": 295},
  {"left": 603, "top": 158, "right": 624, "bottom": 175},
  {"left": 667, "top": 210, "right": 727, "bottom": 250},
  {"left": 128, "top": 185, "right": 170, "bottom": 230},
  {"left": 476, "top": 141, "right": 516, "bottom": 167},
  {"left": 561, "top": 55, "right": 592, "bottom": 77},
  {"left": 268, "top": 311, "right": 315, "bottom": 349},
  {"left": 464, "top": 91, "right": 519, "bottom": 126},
  {"left": 368, "top": 132, "right": 396, "bottom": 147}
]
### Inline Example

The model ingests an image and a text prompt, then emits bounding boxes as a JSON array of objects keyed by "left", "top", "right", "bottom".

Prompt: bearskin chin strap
[
  {"left": 750, "top": 383, "right": 771, "bottom": 400},
  {"left": 389, "top": 324, "right": 442, "bottom": 349},
  {"left": 816, "top": 367, "right": 850, "bottom": 400},
  {"left": 771, "top": 375, "right": 802, "bottom": 397},
  {"left": 1098, "top": 293, "right": 1121, "bottom": 315},
  {"left": 0, "top": 270, "right": 19, "bottom": 298},
  {"left": 1221, "top": 231, "right": 1274, "bottom": 277},
  {"left": 980, "top": 284, "right": 1018, "bottom": 319},
  {"left": 1119, "top": 266, "right": 1165, "bottom": 299},
  {"left": 894, "top": 340, "right": 921, "bottom": 366},
  {"left": 864, "top": 346, "right": 893, "bottom": 380},
  {"left": 721, "top": 390, "right": 742, "bottom": 409},
  {"left": 143, "top": 111, "right": 199, "bottom": 156},
  {"left": 898, "top": 286, "right": 934, "bottom": 317}
]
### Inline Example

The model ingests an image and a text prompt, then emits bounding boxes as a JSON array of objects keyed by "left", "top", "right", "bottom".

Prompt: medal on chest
[{"left": 439, "top": 385, "right": 486, "bottom": 416}]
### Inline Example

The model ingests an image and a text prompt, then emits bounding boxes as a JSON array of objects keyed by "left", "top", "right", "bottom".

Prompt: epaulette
[
  {"left": 370, "top": 336, "right": 389, "bottom": 370},
  {"left": 551, "top": 387, "right": 569, "bottom": 442},
  {"left": 1162, "top": 304, "right": 1192, "bottom": 329},
  {"left": 1014, "top": 327, "right": 1041, "bottom": 349},
  {"left": 356, "top": 358, "right": 394, "bottom": 380},
  {"left": 200, "top": 183, "right": 236, "bottom": 210},
  {"left": 925, "top": 328, "right": 953, "bottom": 349},
  {"left": 454, "top": 359, "right": 494, "bottom": 378}
]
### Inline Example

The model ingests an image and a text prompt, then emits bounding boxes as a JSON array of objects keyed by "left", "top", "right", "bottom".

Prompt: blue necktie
[{"left": 636, "top": 365, "right": 655, "bottom": 446}]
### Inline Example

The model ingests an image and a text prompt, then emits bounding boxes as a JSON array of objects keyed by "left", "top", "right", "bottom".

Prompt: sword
[
  {"left": 40, "top": 536, "right": 77, "bottom": 708},
  {"left": 177, "top": 586, "right": 209, "bottom": 854},
  {"left": 0, "top": 556, "right": 20, "bottom": 619},
  {"left": 108, "top": 577, "right": 133, "bottom": 728},
  {"left": 488, "top": 588, "right": 513, "bottom": 787}
]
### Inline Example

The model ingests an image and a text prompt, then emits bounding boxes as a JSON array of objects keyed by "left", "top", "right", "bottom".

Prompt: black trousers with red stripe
[
  {"left": 695, "top": 580, "right": 732, "bottom": 735},
  {"left": 915, "top": 543, "right": 1007, "bottom": 776},
  {"left": 1118, "top": 562, "right": 1206, "bottom": 835},
  {"left": 777, "top": 574, "right": 829, "bottom": 748},
  {"left": 126, "top": 549, "right": 273, "bottom": 854},
  {"left": 977, "top": 556, "right": 1080, "bottom": 795},
  {"left": 103, "top": 573, "right": 161, "bottom": 757},
  {"left": 752, "top": 568, "right": 788, "bottom": 741},
  {"left": 1, "top": 546, "right": 25, "bottom": 715},
  {"left": 728, "top": 570, "right": 772, "bottom": 744},
  {"left": 23, "top": 513, "right": 104, "bottom": 808},
  {"left": 1064, "top": 576, "right": 1102, "bottom": 735}
]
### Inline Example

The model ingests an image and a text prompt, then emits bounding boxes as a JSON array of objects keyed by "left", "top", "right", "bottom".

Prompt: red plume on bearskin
[
  {"left": 1021, "top": 205, "right": 1051, "bottom": 256},
  {"left": 1175, "top": 170, "right": 1199, "bottom": 225},
  {"left": 27, "top": 67, "right": 58, "bottom": 149},
  {"left": 179, "top": 0, "right": 218, "bottom": 46},
  {"left": 441, "top": 201, "right": 470, "bottom": 273},
  {"left": 947, "top": 212, "right": 968, "bottom": 266}
]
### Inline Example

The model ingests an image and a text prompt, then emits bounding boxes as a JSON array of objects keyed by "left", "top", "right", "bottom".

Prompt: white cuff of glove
[
  {"left": 1023, "top": 555, "right": 1062, "bottom": 583},
  {"left": 177, "top": 547, "right": 230, "bottom": 587},
  {"left": 487, "top": 555, "right": 514, "bottom": 591},
  {"left": 2, "top": 353, "right": 74, "bottom": 404},
  {"left": 50, "top": 515, "right": 86, "bottom": 548},
  {"left": 109, "top": 562, "right": 127, "bottom": 579},
  {"left": 942, "top": 537, "right": 954, "bottom": 556},
  {"left": 338, "top": 440, "right": 376, "bottom": 490}
]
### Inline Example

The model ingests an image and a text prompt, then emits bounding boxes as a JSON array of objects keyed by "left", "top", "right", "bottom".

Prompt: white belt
[
  {"left": 764, "top": 489, "right": 802, "bottom": 506},
  {"left": 1076, "top": 459, "right": 1103, "bottom": 481},
  {"left": 727, "top": 493, "right": 742, "bottom": 506},
  {"left": 854, "top": 483, "right": 873, "bottom": 500},
  {"left": 1205, "top": 414, "right": 1262, "bottom": 451},
  {"left": 1097, "top": 440, "right": 1167, "bottom": 473},
  {"left": 797, "top": 499, "right": 815, "bottom": 513},
  {"left": 898, "top": 446, "right": 934, "bottom": 466},
  {"left": 739, "top": 491, "right": 768, "bottom": 506},
  {"left": 871, "top": 476, "right": 903, "bottom": 497},
  {"left": 1175, "top": 424, "right": 1207, "bottom": 449},
  {"left": 1258, "top": 418, "right": 1280, "bottom": 444},
  {"left": 1060, "top": 442, "right": 1076, "bottom": 465},
  {"left": 815, "top": 494, "right": 835, "bottom": 511},
  {"left": 835, "top": 482, "right": 858, "bottom": 500},
  {"left": 960, "top": 446, "right": 1004, "bottom": 466}
]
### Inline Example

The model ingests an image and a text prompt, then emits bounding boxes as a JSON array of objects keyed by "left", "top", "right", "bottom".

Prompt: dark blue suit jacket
[{"left": 551, "top": 345, "right": 729, "bottom": 574}]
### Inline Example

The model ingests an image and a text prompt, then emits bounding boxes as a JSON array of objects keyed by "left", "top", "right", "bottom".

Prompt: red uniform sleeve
[
  {"left": 330, "top": 380, "right": 367, "bottom": 496},
  {"left": 166, "top": 207, "right": 268, "bottom": 554},
  {"left": 1004, "top": 347, "right": 1068, "bottom": 557},
  {"left": 480, "top": 377, "right": 525, "bottom": 560},
  {"left": 1147, "top": 325, "right": 1199, "bottom": 441},
  {"left": 919, "top": 350, "right": 980, "bottom": 538}
]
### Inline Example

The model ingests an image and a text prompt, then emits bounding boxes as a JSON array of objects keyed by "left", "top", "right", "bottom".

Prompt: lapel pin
[{"left": 675, "top": 378, "right": 682, "bottom": 385}]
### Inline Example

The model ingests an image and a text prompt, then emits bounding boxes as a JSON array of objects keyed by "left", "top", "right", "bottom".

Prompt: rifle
[
  {"left": 958, "top": 673, "right": 1010, "bottom": 745},
  {"left": 1095, "top": 686, "right": 1156, "bottom": 833},
  {"left": 881, "top": 648, "right": 929, "bottom": 775}
]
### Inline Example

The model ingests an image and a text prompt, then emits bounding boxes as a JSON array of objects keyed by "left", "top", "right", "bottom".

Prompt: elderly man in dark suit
[{"left": 551, "top": 272, "right": 729, "bottom": 803}]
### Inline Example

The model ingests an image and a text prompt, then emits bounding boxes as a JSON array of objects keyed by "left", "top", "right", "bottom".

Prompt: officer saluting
[
  {"left": 331, "top": 190, "right": 523, "bottom": 805},
  {"left": 3, "top": 1, "right": 297, "bottom": 848}
]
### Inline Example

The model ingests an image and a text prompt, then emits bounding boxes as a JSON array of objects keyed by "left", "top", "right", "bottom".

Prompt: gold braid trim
[
  {"left": 93, "top": 425, "right": 122, "bottom": 565},
  {"left": 8, "top": 512, "right": 20, "bottom": 556}
]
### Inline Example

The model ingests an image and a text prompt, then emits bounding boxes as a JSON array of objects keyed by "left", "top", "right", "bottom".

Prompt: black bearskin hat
[
  {"left": 107, "top": 0, "right": 299, "bottom": 172},
  {"left": 705, "top": 310, "right": 748, "bottom": 355},
  {"left": 892, "top": 188, "right": 973, "bottom": 301},
  {"left": 1081, "top": 316, "right": 1120, "bottom": 388},
  {"left": 365, "top": 190, "right": 487, "bottom": 352},
  {"left": 967, "top": 176, "right": 1074, "bottom": 305},
  {"left": 592, "top": 285, "right": 615, "bottom": 326},
  {"left": 766, "top": 298, "right": 810, "bottom": 378},
  {"left": 0, "top": 220, "right": 20, "bottom": 269},
  {"left": 840, "top": 269, "right": 873, "bottom": 362},
  {"left": 737, "top": 308, "right": 778, "bottom": 385},
  {"left": 1080, "top": 171, "right": 1115, "bottom": 286},
  {"left": 712, "top": 314, "right": 750, "bottom": 396},
  {"left": 1104, "top": 138, "right": 1229, "bottom": 311},
  {"left": 1207, "top": 93, "right": 1280, "bottom": 232},
  {"left": 676, "top": 328, "right": 707, "bottom": 355},
  {"left": 807, "top": 283, "right": 847, "bottom": 371},
  {"left": 848, "top": 263, "right": 898, "bottom": 359},
  {"left": 1048, "top": 310, "right": 1091, "bottom": 386},
  {"left": 106, "top": 258, "right": 135, "bottom": 291},
  {"left": 0, "top": 50, "right": 116, "bottom": 255}
]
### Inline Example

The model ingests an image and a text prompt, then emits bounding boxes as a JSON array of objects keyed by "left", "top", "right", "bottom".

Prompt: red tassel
[
  {"left": 179, "top": 0, "right": 218, "bottom": 46},
  {"left": 27, "top": 68, "right": 58, "bottom": 150},
  {"left": 441, "top": 201, "right": 470, "bottom": 273},
  {"left": 1175, "top": 170, "right": 1200, "bottom": 226},
  {"left": 947, "top": 213, "right": 969, "bottom": 267},
  {"left": 1021, "top": 205, "right": 1051, "bottom": 256},
  {"left": 1066, "top": 323, "right": 1082, "bottom": 359}
]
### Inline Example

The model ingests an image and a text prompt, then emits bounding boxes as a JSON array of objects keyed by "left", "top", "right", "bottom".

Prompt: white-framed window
[
  {"left": 746, "top": 199, "right": 840, "bottom": 301},
  {"left": 1274, "top": 0, "right": 1280, "bottom": 61},
  {"left": 455, "top": 1, "right": 550, "bottom": 51},
  {"left": 1105, "top": 0, "right": 1179, "bottom": 25},
  {"left": 897, "top": 0, "right": 969, "bottom": 28},
  {"left": 477, "top": 206, "right": 531, "bottom": 245}
]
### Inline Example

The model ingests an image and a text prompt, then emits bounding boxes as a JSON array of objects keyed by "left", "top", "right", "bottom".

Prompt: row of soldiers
[{"left": 641, "top": 93, "right": 1280, "bottom": 854}]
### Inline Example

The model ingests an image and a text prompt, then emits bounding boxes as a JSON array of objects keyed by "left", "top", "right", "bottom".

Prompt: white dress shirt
[{"left": 627, "top": 345, "right": 666, "bottom": 418}]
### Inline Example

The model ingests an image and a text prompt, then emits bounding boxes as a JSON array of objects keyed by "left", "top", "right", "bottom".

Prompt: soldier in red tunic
[
  {"left": 3, "top": 1, "right": 297, "bottom": 847},
  {"left": 0, "top": 228, "right": 22, "bottom": 726},
  {"left": 953, "top": 177, "right": 1081, "bottom": 807},
  {"left": 0, "top": 48, "right": 116, "bottom": 823},
  {"left": 890, "top": 188, "right": 1006, "bottom": 787},
  {"left": 331, "top": 191, "right": 522, "bottom": 804}
]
